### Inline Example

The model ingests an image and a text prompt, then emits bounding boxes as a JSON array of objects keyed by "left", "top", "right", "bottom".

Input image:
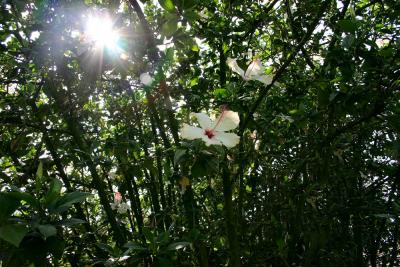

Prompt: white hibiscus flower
[
  {"left": 110, "top": 192, "right": 129, "bottom": 214},
  {"left": 226, "top": 57, "right": 273, "bottom": 85},
  {"left": 180, "top": 110, "right": 240, "bottom": 148}
]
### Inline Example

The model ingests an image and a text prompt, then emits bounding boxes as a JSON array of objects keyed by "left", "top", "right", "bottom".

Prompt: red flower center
[{"left": 204, "top": 129, "right": 215, "bottom": 139}]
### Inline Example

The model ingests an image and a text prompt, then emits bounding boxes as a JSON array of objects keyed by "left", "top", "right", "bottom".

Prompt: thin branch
[
  {"left": 127, "top": 0, "right": 158, "bottom": 61},
  {"left": 285, "top": 0, "right": 315, "bottom": 70},
  {"left": 323, "top": 100, "right": 385, "bottom": 145}
]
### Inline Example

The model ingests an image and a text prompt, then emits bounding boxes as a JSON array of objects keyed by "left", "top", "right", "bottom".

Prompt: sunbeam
[{"left": 85, "top": 15, "right": 120, "bottom": 52}]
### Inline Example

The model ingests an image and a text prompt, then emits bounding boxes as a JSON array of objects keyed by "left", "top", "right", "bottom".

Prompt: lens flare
[{"left": 85, "top": 16, "right": 120, "bottom": 51}]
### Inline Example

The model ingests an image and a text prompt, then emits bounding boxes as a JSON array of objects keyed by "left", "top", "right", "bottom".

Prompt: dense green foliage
[{"left": 0, "top": 0, "right": 399, "bottom": 266}]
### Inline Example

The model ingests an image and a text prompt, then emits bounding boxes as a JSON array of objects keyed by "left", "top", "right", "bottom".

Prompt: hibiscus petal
[
  {"left": 214, "top": 132, "right": 240, "bottom": 148},
  {"left": 254, "top": 74, "right": 273, "bottom": 85},
  {"left": 180, "top": 124, "right": 205, "bottom": 140},
  {"left": 202, "top": 135, "right": 223, "bottom": 146},
  {"left": 245, "top": 59, "right": 264, "bottom": 79},
  {"left": 114, "top": 192, "right": 122, "bottom": 202},
  {"left": 191, "top": 112, "right": 213, "bottom": 129},
  {"left": 227, "top": 58, "right": 245, "bottom": 78},
  {"left": 213, "top": 110, "right": 240, "bottom": 131}
]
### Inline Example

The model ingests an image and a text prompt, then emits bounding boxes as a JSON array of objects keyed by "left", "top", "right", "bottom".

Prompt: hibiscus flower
[
  {"left": 180, "top": 110, "right": 240, "bottom": 148},
  {"left": 226, "top": 57, "right": 273, "bottom": 85},
  {"left": 110, "top": 192, "right": 129, "bottom": 214}
]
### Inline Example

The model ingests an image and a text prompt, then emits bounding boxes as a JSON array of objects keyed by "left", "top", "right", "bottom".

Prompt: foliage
[
  {"left": 0, "top": 176, "right": 91, "bottom": 266},
  {"left": 0, "top": 0, "right": 399, "bottom": 266}
]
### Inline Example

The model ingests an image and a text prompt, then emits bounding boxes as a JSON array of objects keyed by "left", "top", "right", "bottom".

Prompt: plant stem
[{"left": 222, "top": 166, "right": 241, "bottom": 267}]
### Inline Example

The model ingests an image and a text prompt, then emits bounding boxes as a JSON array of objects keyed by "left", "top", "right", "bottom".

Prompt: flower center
[{"left": 204, "top": 129, "right": 215, "bottom": 139}]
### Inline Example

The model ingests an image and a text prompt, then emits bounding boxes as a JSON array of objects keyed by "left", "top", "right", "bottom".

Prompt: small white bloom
[
  {"left": 110, "top": 193, "right": 121, "bottom": 209},
  {"left": 140, "top": 72, "right": 154, "bottom": 86},
  {"left": 375, "top": 38, "right": 389, "bottom": 48},
  {"left": 226, "top": 58, "right": 273, "bottom": 85},
  {"left": 180, "top": 110, "right": 240, "bottom": 148}
]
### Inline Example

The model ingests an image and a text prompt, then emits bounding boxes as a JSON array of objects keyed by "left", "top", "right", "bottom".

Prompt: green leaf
[
  {"left": 96, "top": 243, "right": 115, "bottom": 254},
  {"left": 165, "top": 47, "right": 175, "bottom": 62},
  {"left": 156, "top": 231, "right": 170, "bottom": 245},
  {"left": 191, "top": 44, "right": 199, "bottom": 52},
  {"left": 337, "top": 19, "right": 359, "bottom": 33},
  {"left": 0, "top": 193, "right": 21, "bottom": 224},
  {"left": 166, "top": 241, "right": 191, "bottom": 250},
  {"left": 178, "top": 0, "right": 197, "bottom": 10},
  {"left": 0, "top": 224, "right": 29, "bottom": 247},
  {"left": 174, "top": 149, "right": 187, "bottom": 165},
  {"left": 143, "top": 227, "right": 155, "bottom": 243},
  {"left": 190, "top": 77, "right": 198, "bottom": 86},
  {"left": 158, "top": 0, "right": 175, "bottom": 12},
  {"left": 7, "top": 192, "right": 39, "bottom": 209},
  {"left": 161, "top": 16, "right": 178, "bottom": 37},
  {"left": 37, "top": 224, "right": 57, "bottom": 238},
  {"left": 143, "top": 159, "right": 158, "bottom": 177},
  {"left": 50, "top": 192, "right": 92, "bottom": 214},
  {"left": 342, "top": 34, "right": 355, "bottom": 49},
  {"left": 36, "top": 161, "right": 43, "bottom": 179},
  {"left": 191, "top": 153, "right": 219, "bottom": 178},
  {"left": 45, "top": 178, "right": 63, "bottom": 206},
  {"left": 213, "top": 88, "right": 229, "bottom": 99},
  {"left": 379, "top": 47, "right": 394, "bottom": 58},
  {"left": 184, "top": 10, "right": 200, "bottom": 23},
  {"left": 46, "top": 236, "right": 65, "bottom": 260}
]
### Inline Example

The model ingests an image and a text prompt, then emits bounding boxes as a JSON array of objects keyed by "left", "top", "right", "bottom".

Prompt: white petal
[
  {"left": 202, "top": 135, "right": 223, "bottom": 146},
  {"left": 140, "top": 72, "right": 153, "bottom": 86},
  {"left": 180, "top": 124, "right": 204, "bottom": 140},
  {"left": 111, "top": 203, "right": 117, "bottom": 210},
  {"left": 254, "top": 140, "right": 261, "bottom": 150},
  {"left": 254, "top": 74, "right": 273, "bottom": 85},
  {"left": 214, "top": 132, "right": 240, "bottom": 148},
  {"left": 245, "top": 59, "right": 264, "bottom": 79},
  {"left": 226, "top": 58, "right": 245, "bottom": 78},
  {"left": 191, "top": 112, "right": 213, "bottom": 129},
  {"left": 213, "top": 110, "right": 240, "bottom": 131}
]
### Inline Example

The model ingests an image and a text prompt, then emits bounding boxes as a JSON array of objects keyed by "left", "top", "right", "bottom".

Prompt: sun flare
[{"left": 85, "top": 16, "right": 120, "bottom": 51}]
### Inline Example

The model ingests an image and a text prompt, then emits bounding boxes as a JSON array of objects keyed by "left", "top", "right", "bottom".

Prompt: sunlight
[{"left": 85, "top": 15, "right": 120, "bottom": 51}]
